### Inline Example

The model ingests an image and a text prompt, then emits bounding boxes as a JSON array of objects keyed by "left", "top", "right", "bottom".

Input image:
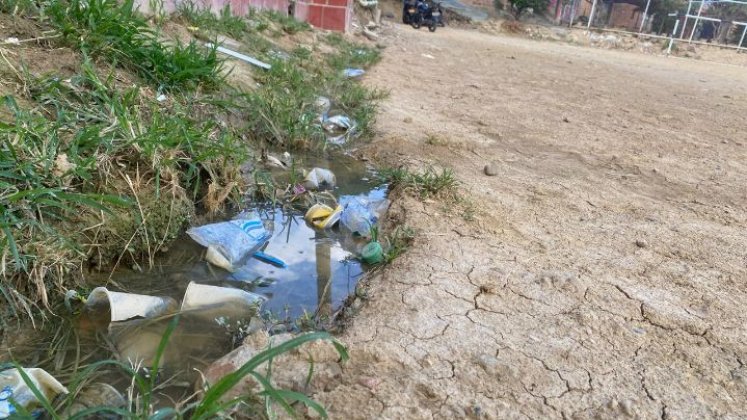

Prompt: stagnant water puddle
[{"left": 1, "top": 153, "right": 386, "bottom": 404}]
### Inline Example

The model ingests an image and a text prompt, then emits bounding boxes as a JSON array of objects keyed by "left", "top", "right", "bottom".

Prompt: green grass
[
  {"left": 176, "top": 2, "right": 249, "bottom": 39},
  {"left": 369, "top": 225, "right": 415, "bottom": 265},
  {"left": 5, "top": 316, "right": 348, "bottom": 418},
  {"left": 0, "top": 0, "right": 387, "bottom": 321},
  {"left": 379, "top": 167, "right": 459, "bottom": 198},
  {"left": 48, "top": 0, "right": 225, "bottom": 92},
  {"left": 324, "top": 34, "right": 381, "bottom": 70},
  {"left": 240, "top": 42, "right": 385, "bottom": 150},
  {"left": 0, "top": 0, "right": 39, "bottom": 15},
  {"left": 263, "top": 10, "right": 311, "bottom": 35},
  {"left": 0, "top": 60, "right": 247, "bottom": 321}
]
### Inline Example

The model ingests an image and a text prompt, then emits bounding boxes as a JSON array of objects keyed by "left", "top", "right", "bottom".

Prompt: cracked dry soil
[{"left": 314, "top": 27, "right": 747, "bottom": 418}]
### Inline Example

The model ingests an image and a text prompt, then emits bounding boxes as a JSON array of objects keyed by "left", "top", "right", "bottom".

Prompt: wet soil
[{"left": 312, "top": 25, "right": 747, "bottom": 418}]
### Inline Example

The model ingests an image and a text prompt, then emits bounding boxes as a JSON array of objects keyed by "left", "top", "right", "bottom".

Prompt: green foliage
[
  {"left": 369, "top": 225, "right": 415, "bottom": 265},
  {"left": 263, "top": 10, "right": 311, "bottom": 34},
  {"left": 47, "top": 0, "right": 224, "bottom": 92},
  {"left": 7, "top": 316, "right": 348, "bottom": 419},
  {"left": 242, "top": 42, "right": 385, "bottom": 149},
  {"left": 177, "top": 2, "right": 249, "bottom": 39},
  {"left": 379, "top": 167, "right": 459, "bottom": 198},
  {"left": 0, "top": 0, "right": 39, "bottom": 15},
  {"left": 324, "top": 34, "right": 381, "bottom": 70},
  {"left": 0, "top": 61, "right": 245, "bottom": 321}
]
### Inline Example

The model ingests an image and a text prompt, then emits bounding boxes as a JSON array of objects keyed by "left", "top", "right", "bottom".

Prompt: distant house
[{"left": 549, "top": 0, "right": 647, "bottom": 31}]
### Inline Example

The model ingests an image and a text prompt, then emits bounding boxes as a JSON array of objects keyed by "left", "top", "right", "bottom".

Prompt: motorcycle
[{"left": 403, "top": 0, "right": 443, "bottom": 32}]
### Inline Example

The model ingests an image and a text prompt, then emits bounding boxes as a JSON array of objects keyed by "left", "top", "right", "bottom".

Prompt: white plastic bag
[
  {"left": 0, "top": 368, "right": 68, "bottom": 419},
  {"left": 303, "top": 168, "right": 336, "bottom": 190},
  {"left": 188, "top": 214, "right": 270, "bottom": 272}
]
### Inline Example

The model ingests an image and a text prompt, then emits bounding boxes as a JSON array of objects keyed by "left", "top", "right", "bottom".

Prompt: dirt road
[{"left": 314, "top": 26, "right": 747, "bottom": 418}]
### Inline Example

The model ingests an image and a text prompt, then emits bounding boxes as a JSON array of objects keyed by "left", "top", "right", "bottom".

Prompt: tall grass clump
[
  {"left": 0, "top": 60, "right": 247, "bottom": 321},
  {"left": 176, "top": 2, "right": 249, "bottom": 39},
  {"left": 324, "top": 33, "right": 381, "bottom": 70},
  {"left": 0, "top": 0, "right": 40, "bottom": 15},
  {"left": 47, "top": 0, "right": 224, "bottom": 92},
  {"left": 379, "top": 167, "right": 459, "bottom": 197},
  {"left": 263, "top": 10, "right": 311, "bottom": 34},
  {"left": 6, "top": 316, "right": 348, "bottom": 419}
]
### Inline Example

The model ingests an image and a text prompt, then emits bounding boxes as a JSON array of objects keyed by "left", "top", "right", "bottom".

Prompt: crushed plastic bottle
[
  {"left": 343, "top": 68, "right": 366, "bottom": 78},
  {"left": 339, "top": 193, "right": 390, "bottom": 237}
]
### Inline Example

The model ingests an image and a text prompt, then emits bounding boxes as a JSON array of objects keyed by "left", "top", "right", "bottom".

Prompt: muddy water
[{"left": 0, "top": 153, "right": 385, "bottom": 399}]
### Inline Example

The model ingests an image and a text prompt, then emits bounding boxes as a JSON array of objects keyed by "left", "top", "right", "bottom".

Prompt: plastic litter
[
  {"left": 315, "top": 97, "right": 359, "bottom": 145},
  {"left": 361, "top": 241, "right": 384, "bottom": 264},
  {"left": 181, "top": 282, "right": 266, "bottom": 317},
  {"left": 85, "top": 287, "right": 177, "bottom": 323},
  {"left": 253, "top": 251, "right": 287, "bottom": 268},
  {"left": 315, "top": 96, "right": 332, "bottom": 121},
  {"left": 323, "top": 114, "right": 358, "bottom": 145},
  {"left": 0, "top": 368, "right": 68, "bottom": 419},
  {"left": 303, "top": 168, "right": 336, "bottom": 190},
  {"left": 343, "top": 68, "right": 366, "bottom": 78},
  {"left": 207, "top": 43, "right": 272, "bottom": 70},
  {"left": 187, "top": 214, "right": 271, "bottom": 272},
  {"left": 339, "top": 193, "right": 390, "bottom": 237},
  {"left": 323, "top": 115, "right": 355, "bottom": 132},
  {"left": 305, "top": 203, "right": 342, "bottom": 229}
]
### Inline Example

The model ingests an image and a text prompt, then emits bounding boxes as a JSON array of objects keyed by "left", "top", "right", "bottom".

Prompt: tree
[{"left": 509, "top": 0, "right": 551, "bottom": 18}]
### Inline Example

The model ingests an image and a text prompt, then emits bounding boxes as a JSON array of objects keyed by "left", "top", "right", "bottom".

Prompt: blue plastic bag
[{"left": 188, "top": 213, "right": 271, "bottom": 271}]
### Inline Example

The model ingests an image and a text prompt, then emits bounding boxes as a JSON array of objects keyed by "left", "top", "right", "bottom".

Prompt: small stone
[
  {"left": 635, "top": 239, "right": 648, "bottom": 248},
  {"left": 562, "top": 116, "right": 570, "bottom": 123},
  {"left": 351, "top": 297, "right": 364, "bottom": 311},
  {"left": 476, "top": 353, "right": 498, "bottom": 372},
  {"left": 403, "top": 116, "right": 413, "bottom": 123},
  {"left": 358, "top": 375, "right": 381, "bottom": 390},
  {"left": 484, "top": 162, "right": 499, "bottom": 176},
  {"left": 621, "top": 399, "right": 635, "bottom": 416}
]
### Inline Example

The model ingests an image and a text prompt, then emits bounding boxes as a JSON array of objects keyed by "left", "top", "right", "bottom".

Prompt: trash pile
[
  {"left": 0, "top": 165, "right": 389, "bottom": 418},
  {"left": 301, "top": 168, "right": 389, "bottom": 265}
]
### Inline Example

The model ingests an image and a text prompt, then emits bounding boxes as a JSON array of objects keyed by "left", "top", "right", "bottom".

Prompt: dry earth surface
[{"left": 313, "top": 25, "right": 747, "bottom": 418}]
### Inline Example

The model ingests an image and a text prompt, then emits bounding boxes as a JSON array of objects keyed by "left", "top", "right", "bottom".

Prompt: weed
[
  {"left": 0, "top": 0, "right": 39, "bottom": 15},
  {"left": 176, "top": 2, "right": 248, "bottom": 39},
  {"left": 48, "top": 0, "right": 224, "bottom": 92},
  {"left": 241, "top": 44, "right": 385, "bottom": 149},
  {"left": 263, "top": 10, "right": 311, "bottom": 35},
  {"left": 242, "top": 59, "right": 325, "bottom": 149},
  {"left": 382, "top": 226, "right": 415, "bottom": 264},
  {"left": 324, "top": 34, "right": 381, "bottom": 70},
  {"left": 379, "top": 167, "right": 459, "bottom": 197},
  {"left": 7, "top": 316, "right": 348, "bottom": 418},
  {"left": 0, "top": 61, "right": 246, "bottom": 320}
]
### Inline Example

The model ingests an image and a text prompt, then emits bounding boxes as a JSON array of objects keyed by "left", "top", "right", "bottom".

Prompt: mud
[{"left": 314, "top": 26, "right": 747, "bottom": 418}]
